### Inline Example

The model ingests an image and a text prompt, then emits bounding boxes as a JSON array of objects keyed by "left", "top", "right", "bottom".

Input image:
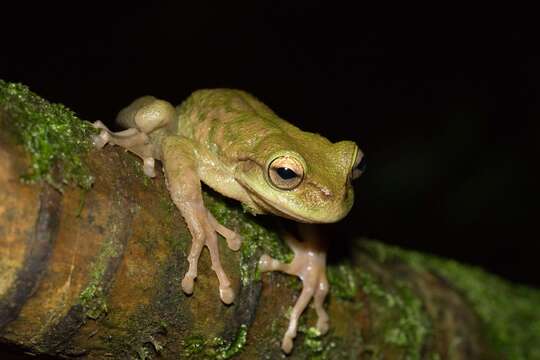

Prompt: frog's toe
[
  {"left": 91, "top": 131, "right": 111, "bottom": 149},
  {"left": 316, "top": 316, "right": 329, "bottom": 335},
  {"left": 208, "top": 214, "right": 242, "bottom": 251},
  {"left": 281, "top": 335, "right": 294, "bottom": 354},
  {"left": 92, "top": 120, "right": 107, "bottom": 130},
  {"left": 143, "top": 157, "right": 156, "bottom": 178},
  {"left": 91, "top": 133, "right": 108, "bottom": 149},
  {"left": 219, "top": 285, "right": 235, "bottom": 305},
  {"left": 181, "top": 275, "right": 195, "bottom": 295},
  {"left": 226, "top": 233, "right": 241, "bottom": 251},
  {"left": 258, "top": 254, "right": 275, "bottom": 272},
  {"left": 90, "top": 121, "right": 111, "bottom": 148}
]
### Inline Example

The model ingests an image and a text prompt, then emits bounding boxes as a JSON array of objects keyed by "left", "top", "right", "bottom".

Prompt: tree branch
[{"left": 1, "top": 81, "right": 539, "bottom": 359}]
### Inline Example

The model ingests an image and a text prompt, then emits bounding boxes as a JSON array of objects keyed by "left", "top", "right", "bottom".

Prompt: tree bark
[{"left": 1, "top": 85, "right": 539, "bottom": 360}]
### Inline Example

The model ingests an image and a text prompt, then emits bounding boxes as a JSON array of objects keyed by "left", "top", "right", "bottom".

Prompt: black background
[{"left": 2, "top": 3, "right": 538, "bottom": 287}]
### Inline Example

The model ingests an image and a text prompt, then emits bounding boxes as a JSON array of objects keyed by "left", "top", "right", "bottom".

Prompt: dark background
[{"left": 1, "top": 3, "right": 538, "bottom": 287}]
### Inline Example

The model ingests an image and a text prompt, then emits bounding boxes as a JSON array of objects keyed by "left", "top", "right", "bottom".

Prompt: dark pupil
[{"left": 276, "top": 167, "right": 297, "bottom": 180}]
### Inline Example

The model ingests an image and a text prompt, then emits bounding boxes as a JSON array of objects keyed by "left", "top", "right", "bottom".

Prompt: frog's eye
[
  {"left": 351, "top": 153, "right": 366, "bottom": 180},
  {"left": 268, "top": 156, "right": 304, "bottom": 190}
]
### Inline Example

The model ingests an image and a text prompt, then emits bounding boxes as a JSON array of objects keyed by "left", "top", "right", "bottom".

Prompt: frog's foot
[
  {"left": 91, "top": 120, "right": 158, "bottom": 177},
  {"left": 258, "top": 227, "right": 329, "bottom": 354},
  {"left": 179, "top": 203, "right": 240, "bottom": 305},
  {"left": 282, "top": 336, "right": 294, "bottom": 355},
  {"left": 91, "top": 120, "right": 113, "bottom": 148}
]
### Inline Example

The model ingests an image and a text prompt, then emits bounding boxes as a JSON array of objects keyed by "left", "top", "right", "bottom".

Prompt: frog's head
[{"left": 235, "top": 131, "right": 365, "bottom": 223}]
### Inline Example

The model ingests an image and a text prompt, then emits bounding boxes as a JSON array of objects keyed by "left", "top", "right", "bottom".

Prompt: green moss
[
  {"left": 183, "top": 324, "right": 248, "bottom": 359},
  {"left": 203, "top": 191, "right": 293, "bottom": 285},
  {"left": 302, "top": 327, "right": 324, "bottom": 353},
  {"left": 360, "top": 239, "right": 540, "bottom": 360},
  {"left": 0, "top": 79, "right": 95, "bottom": 189},
  {"left": 128, "top": 333, "right": 165, "bottom": 360},
  {"left": 108, "top": 258, "right": 186, "bottom": 359},
  {"left": 79, "top": 283, "right": 108, "bottom": 320},
  {"left": 295, "top": 323, "right": 364, "bottom": 360},
  {"left": 183, "top": 335, "right": 205, "bottom": 356},
  {"left": 216, "top": 324, "right": 248, "bottom": 359},
  {"left": 359, "top": 271, "right": 430, "bottom": 359},
  {"left": 298, "top": 327, "right": 338, "bottom": 360},
  {"left": 327, "top": 263, "right": 357, "bottom": 300},
  {"left": 78, "top": 234, "right": 121, "bottom": 319},
  {"left": 384, "top": 286, "right": 428, "bottom": 353}
]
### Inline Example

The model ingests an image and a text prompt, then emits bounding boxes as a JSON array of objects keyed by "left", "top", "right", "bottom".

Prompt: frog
[{"left": 91, "top": 89, "right": 365, "bottom": 353}]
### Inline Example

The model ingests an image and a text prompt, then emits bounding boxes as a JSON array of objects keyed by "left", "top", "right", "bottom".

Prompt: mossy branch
[{"left": 1, "top": 80, "right": 539, "bottom": 359}]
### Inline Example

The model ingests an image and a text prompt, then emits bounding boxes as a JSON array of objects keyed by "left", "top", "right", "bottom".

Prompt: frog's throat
[
  {"left": 252, "top": 194, "right": 317, "bottom": 223},
  {"left": 239, "top": 183, "right": 324, "bottom": 224}
]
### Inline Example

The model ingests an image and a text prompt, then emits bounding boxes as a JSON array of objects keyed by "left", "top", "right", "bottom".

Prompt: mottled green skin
[{"left": 166, "top": 89, "right": 360, "bottom": 223}]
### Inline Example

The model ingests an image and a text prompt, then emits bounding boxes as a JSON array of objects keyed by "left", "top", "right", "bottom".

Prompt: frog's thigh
[
  {"left": 161, "top": 136, "right": 235, "bottom": 304},
  {"left": 116, "top": 96, "right": 176, "bottom": 133}
]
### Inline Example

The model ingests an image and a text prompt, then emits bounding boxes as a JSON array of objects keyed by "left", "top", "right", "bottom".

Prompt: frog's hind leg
[{"left": 92, "top": 96, "right": 176, "bottom": 177}]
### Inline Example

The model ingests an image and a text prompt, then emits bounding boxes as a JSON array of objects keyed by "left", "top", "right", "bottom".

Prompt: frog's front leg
[
  {"left": 258, "top": 223, "right": 329, "bottom": 354},
  {"left": 161, "top": 136, "right": 241, "bottom": 304}
]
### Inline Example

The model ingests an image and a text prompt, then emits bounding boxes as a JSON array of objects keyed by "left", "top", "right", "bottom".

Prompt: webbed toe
[
  {"left": 219, "top": 285, "right": 235, "bottom": 305},
  {"left": 181, "top": 275, "right": 195, "bottom": 295},
  {"left": 282, "top": 335, "right": 294, "bottom": 354}
]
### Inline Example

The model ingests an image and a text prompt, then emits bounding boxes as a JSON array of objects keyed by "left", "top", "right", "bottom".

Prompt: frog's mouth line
[{"left": 250, "top": 193, "right": 318, "bottom": 223}]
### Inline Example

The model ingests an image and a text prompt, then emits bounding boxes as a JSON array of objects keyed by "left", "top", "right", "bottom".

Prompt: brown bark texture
[{"left": 0, "top": 93, "right": 538, "bottom": 360}]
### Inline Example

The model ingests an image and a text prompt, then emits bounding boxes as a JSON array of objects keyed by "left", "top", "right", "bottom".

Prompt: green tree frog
[{"left": 92, "top": 89, "right": 364, "bottom": 353}]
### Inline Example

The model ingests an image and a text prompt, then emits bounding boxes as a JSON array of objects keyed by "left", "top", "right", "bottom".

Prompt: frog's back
[{"left": 176, "top": 89, "right": 296, "bottom": 156}]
